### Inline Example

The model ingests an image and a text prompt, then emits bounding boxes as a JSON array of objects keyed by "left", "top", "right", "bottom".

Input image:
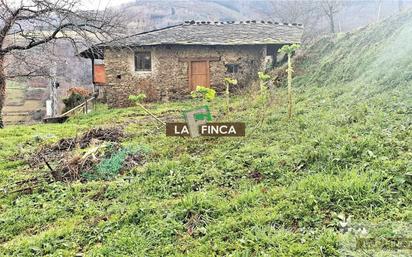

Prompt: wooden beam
[
  {"left": 206, "top": 60, "right": 210, "bottom": 88},
  {"left": 91, "top": 58, "right": 95, "bottom": 84},
  {"left": 3, "top": 112, "right": 31, "bottom": 116},
  {"left": 188, "top": 61, "right": 192, "bottom": 90},
  {"left": 178, "top": 57, "right": 220, "bottom": 62}
]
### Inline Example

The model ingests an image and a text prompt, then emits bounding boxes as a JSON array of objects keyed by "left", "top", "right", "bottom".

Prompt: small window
[
  {"left": 134, "top": 52, "right": 151, "bottom": 71},
  {"left": 226, "top": 64, "right": 239, "bottom": 73},
  {"left": 267, "top": 45, "right": 279, "bottom": 56}
]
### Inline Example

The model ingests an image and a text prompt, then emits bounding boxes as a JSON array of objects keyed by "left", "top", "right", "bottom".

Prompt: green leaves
[
  {"left": 257, "top": 72, "right": 271, "bottom": 82},
  {"left": 278, "top": 43, "right": 301, "bottom": 55},
  {"left": 191, "top": 86, "right": 216, "bottom": 102},
  {"left": 224, "top": 77, "right": 238, "bottom": 86},
  {"left": 128, "top": 93, "right": 146, "bottom": 104}
]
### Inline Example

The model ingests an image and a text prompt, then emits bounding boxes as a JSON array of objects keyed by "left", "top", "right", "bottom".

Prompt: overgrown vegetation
[
  {"left": 128, "top": 93, "right": 146, "bottom": 104},
  {"left": 191, "top": 85, "right": 216, "bottom": 102},
  {"left": 0, "top": 12, "right": 411, "bottom": 256},
  {"left": 62, "top": 87, "right": 92, "bottom": 113}
]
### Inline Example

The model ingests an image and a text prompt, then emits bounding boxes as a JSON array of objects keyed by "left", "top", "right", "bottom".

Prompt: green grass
[{"left": 0, "top": 12, "right": 412, "bottom": 257}]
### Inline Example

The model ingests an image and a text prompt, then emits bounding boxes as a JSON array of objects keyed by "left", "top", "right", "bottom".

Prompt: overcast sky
[{"left": 82, "top": 0, "right": 131, "bottom": 9}]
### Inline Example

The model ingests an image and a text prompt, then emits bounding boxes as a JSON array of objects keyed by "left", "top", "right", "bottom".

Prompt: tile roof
[{"left": 106, "top": 20, "right": 304, "bottom": 47}]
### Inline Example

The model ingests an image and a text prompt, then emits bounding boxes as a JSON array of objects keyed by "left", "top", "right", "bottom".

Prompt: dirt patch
[
  {"left": 120, "top": 152, "right": 146, "bottom": 174},
  {"left": 249, "top": 171, "right": 263, "bottom": 182},
  {"left": 50, "top": 138, "right": 77, "bottom": 151}
]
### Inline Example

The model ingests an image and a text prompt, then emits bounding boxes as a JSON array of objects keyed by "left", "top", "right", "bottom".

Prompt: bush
[
  {"left": 191, "top": 86, "right": 216, "bottom": 102},
  {"left": 128, "top": 94, "right": 147, "bottom": 104},
  {"left": 62, "top": 87, "right": 91, "bottom": 113}
]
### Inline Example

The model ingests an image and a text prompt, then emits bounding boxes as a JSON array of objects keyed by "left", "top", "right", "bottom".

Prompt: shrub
[
  {"left": 62, "top": 87, "right": 92, "bottom": 113},
  {"left": 128, "top": 93, "right": 147, "bottom": 104},
  {"left": 191, "top": 86, "right": 216, "bottom": 102}
]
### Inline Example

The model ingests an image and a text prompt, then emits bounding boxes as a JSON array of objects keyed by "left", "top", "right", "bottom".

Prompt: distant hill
[
  {"left": 116, "top": 0, "right": 273, "bottom": 33},
  {"left": 117, "top": 0, "right": 410, "bottom": 35}
]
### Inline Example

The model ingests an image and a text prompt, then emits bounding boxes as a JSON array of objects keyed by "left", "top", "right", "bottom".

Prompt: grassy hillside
[{"left": 0, "top": 11, "right": 411, "bottom": 257}]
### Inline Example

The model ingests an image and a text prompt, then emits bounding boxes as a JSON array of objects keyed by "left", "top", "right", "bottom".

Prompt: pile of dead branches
[
  {"left": 54, "top": 142, "right": 117, "bottom": 182},
  {"left": 24, "top": 127, "right": 126, "bottom": 182},
  {"left": 27, "top": 127, "right": 124, "bottom": 168},
  {"left": 78, "top": 127, "right": 124, "bottom": 148},
  {"left": 49, "top": 142, "right": 145, "bottom": 183},
  {"left": 2, "top": 128, "right": 148, "bottom": 197}
]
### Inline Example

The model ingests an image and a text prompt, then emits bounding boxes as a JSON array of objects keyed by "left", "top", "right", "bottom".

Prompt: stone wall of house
[{"left": 104, "top": 45, "right": 266, "bottom": 107}]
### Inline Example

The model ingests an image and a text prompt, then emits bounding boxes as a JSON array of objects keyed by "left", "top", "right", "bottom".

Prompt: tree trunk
[
  {"left": 398, "top": 0, "right": 404, "bottom": 12},
  {"left": 377, "top": 0, "right": 382, "bottom": 21},
  {"left": 0, "top": 55, "right": 5, "bottom": 129},
  {"left": 329, "top": 13, "right": 335, "bottom": 33}
]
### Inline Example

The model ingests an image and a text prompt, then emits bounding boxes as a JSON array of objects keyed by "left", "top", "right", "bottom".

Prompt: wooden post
[
  {"left": 287, "top": 53, "right": 292, "bottom": 119},
  {"left": 49, "top": 65, "right": 58, "bottom": 117},
  {"left": 137, "top": 103, "right": 166, "bottom": 125},
  {"left": 225, "top": 82, "right": 229, "bottom": 113}
]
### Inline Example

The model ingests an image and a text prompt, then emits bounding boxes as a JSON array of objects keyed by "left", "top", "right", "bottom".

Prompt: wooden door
[
  {"left": 93, "top": 64, "right": 106, "bottom": 84},
  {"left": 190, "top": 61, "right": 209, "bottom": 90}
]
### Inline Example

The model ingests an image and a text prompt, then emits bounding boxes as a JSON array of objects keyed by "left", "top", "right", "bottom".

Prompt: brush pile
[
  {"left": 26, "top": 127, "right": 146, "bottom": 182},
  {"left": 28, "top": 127, "right": 124, "bottom": 169}
]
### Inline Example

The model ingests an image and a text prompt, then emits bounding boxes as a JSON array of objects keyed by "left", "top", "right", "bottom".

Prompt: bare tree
[
  {"left": 270, "top": 0, "right": 325, "bottom": 40},
  {"left": 376, "top": 0, "right": 383, "bottom": 21},
  {"left": 398, "top": 0, "right": 404, "bottom": 12},
  {"left": 270, "top": 0, "right": 317, "bottom": 24},
  {"left": 318, "top": 0, "right": 343, "bottom": 33},
  {"left": 0, "top": 0, "right": 123, "bottom": 128}
]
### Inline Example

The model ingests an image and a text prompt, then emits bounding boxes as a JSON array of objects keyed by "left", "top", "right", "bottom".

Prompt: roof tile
[{"left": 107, "top": 21, "right": 303, "bottom": 47}]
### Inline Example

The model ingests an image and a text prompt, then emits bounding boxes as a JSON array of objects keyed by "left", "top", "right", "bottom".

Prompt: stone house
[{"left": 81, "top": 20, "right": 303, "bottom": 107}]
